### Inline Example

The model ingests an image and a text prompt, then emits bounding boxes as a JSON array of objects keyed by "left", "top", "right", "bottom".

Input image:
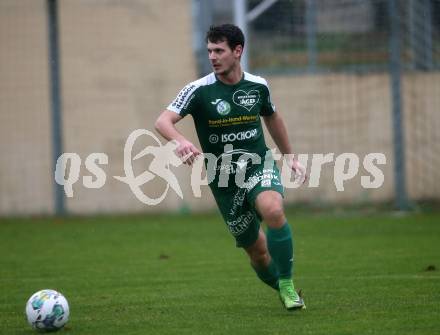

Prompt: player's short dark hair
[{"left": 206, "top": 24, "right": 245, "bottom": 51}]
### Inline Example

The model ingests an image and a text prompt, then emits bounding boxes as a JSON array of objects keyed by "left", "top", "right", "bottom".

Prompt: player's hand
[
  {"left": 287, "top": 155, "right": 308, "bottom": 185},
  {"left": 175, "top": 139, "right": 201, "bottom": 166}
]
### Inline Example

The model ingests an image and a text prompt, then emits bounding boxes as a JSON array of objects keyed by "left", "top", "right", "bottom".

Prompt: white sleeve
[{"left": 167, "top": 82, "right": 198, "bottom": 116}]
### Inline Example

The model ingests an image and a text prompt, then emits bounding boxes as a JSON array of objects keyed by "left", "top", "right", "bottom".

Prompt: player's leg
[
  {"left": 254, "top": 191, "right": 291, "bottom": 277},
  {"left": 254, "top": 190, "right": 305, "bottom": 310},
  {"left": 210, "top": 187, "right": 279, "bottom": 290},
  {"left": 244, "top": 227, "right": 279, "bottom": 290}
]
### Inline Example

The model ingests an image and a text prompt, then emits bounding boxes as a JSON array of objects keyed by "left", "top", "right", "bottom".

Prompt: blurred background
[{"left": 1, "top": 0, "right": 439, "bottom": 216}]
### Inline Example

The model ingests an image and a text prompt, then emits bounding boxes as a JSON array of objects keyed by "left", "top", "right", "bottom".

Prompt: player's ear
[{"left": 234, "top": 45, "right": 243, "bottom": 58}]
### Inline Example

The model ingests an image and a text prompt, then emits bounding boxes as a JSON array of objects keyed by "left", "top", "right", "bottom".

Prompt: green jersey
[{"left": 167, "top": 72, "right": 276, "bottom": 164}]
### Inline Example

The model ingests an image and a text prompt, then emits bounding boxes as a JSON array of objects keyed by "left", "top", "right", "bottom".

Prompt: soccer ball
[{"left": 25, "top": 289, "right": 70, "bottom": 331}]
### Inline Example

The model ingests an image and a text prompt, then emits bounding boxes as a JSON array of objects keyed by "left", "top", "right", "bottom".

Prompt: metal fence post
[
  {"left": 234, "top": 0, "right": 249, "bottom": 72},
  {"left": 388, "top": 0, "right": 410, "bottom": 210},
  {"left": 47, "top": 0, "right": 65, "bottom": 215},
  {"left": 192, "top": 0, "right": 214, "bottom": 76}
]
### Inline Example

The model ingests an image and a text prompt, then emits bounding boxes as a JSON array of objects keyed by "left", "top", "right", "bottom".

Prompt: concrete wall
[
  {"left": 266, "top": 72, "right": 440, "bottom": 205},
  {"left": 267, "top": 73, "right": 395, "bottom": 204},
  {"left": 404, "top": 73, "right": 440, "bottom": 200},
  {"left": 0, "top": 0, "right": 53, "bottom": 215},
  {"left": 57, "top": 0, "right": 203, "bottom": 214},
  {"left": 1, "top": 1, "right": 439, "bottom": 215}
]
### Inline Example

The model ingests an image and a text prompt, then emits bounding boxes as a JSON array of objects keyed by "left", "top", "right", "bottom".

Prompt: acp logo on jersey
[
  {"left": 211, "top": 99, "right": 231, "bottom": 116},
  {"left": 233, "top": 90, "right": 260, "bottom": 111}
]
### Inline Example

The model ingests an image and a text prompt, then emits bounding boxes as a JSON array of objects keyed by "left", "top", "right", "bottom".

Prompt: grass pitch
[{"left": 1, "top": 209, "right": 439, "bottom": 335}]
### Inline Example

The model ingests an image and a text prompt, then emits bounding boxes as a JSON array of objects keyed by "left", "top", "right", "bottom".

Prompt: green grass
[{"left": 1, "top": 210, "right": 439, "bottom": 334}]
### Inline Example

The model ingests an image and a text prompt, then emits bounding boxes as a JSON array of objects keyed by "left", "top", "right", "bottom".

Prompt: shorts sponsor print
[{"left": 213, "top": 162, "right": 284, "bottom": 248}]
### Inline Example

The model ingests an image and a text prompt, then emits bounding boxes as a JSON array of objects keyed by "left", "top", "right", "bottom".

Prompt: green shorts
[{"left": 210, "top": 161, "right": 284, "bottom": 248}]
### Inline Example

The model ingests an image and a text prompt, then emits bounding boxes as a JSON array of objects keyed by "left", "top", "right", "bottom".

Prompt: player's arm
[
  {"left": 155, "top": 110, "right": 201, "bottom": 165},
  {"left": 263, "top": 112, "right": 307, "bottom": 182},
  {"left": 263, "top": 112, "right": 292, "bottom": 155}
]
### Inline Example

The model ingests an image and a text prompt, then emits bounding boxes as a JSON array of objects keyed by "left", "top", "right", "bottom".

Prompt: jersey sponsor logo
[
  {"left": 208, "top": 115, "right": 258, "bottom": 127},
  {"left": 211, "top": 99, "right": 231, "bottom": 116},
  {"left": 183, "top": 94, "right": 195, "bottom": 110},
  {"left": 171, "top": 84, "right": 196, "bottom": 110},
  {"left": 232, "top": 90, "right": 260, "bottom": 111},
  {"left": 208, "top": 134, "right": 219, "bottom": 144},
  {"left": 220, "top": 128, "right": 257, "bottom": 143}
]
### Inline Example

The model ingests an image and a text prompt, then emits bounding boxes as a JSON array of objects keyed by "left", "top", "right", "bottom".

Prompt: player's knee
[
  {"left": 256, "top": 192, "right": 285, "bottom": 226},
  {"left": 261, "top": 205, "right": 285, "bottom": 226}
]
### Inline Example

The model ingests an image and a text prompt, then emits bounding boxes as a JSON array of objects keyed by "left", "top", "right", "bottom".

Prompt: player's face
[{"left": 207, "top": 40, "right": 242, "bottom": 76}]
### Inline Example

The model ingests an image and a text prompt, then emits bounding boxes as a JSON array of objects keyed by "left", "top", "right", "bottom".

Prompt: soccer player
[{"left": 155, "top": 24, "right": 306, "bottom": 310}]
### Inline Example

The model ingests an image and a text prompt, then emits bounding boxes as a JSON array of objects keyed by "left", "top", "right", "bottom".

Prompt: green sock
[
  {"left": 251, "top": 259, "right": 279, "bottom": 291},
  {"left": 267, "top": 223, "right": 293, "bottom": 279}
]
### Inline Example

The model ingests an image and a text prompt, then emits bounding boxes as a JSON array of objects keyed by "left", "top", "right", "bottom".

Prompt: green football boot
[{"left": 278, "top": 279, "right": 306, "bottom": 310}]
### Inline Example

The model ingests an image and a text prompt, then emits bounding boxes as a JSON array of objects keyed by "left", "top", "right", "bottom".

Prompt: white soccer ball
[{"left": 25, "top": 289, "right": 70, "bottom": 331}]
